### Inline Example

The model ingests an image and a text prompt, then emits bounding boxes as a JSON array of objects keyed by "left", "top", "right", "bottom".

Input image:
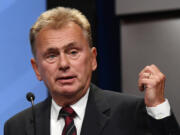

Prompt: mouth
[{"left": 56, "top": 75, "right": 76, "bottom": 84}]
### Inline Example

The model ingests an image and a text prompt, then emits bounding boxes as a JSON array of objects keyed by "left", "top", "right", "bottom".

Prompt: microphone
[
  {"left": 26, "top": 92, "right": 35, "bottom": 105},
  {"left": 26, "top": 92, "right": 36, "bottom": 135}
]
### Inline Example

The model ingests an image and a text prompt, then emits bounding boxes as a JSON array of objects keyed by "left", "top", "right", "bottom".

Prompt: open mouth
[
  {"left": 59, "top": 76, "right": 75, "bottom": 80},
  {"left": 56, "top": 75, "right": 76, "bottom": 84}
]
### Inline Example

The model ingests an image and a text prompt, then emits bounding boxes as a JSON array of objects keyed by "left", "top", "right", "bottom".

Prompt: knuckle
[
  {"left": 159, "top": 73, "right": 166, "bottom": 80},
  {"left": 151, "top": 81, "right": 156, "bottom": 87},
  {"left": 155, "top": 76, "right": 161, "bottom": 84},
  {"left": 151, "top": 64, "right": 156, "bottom": 67},
  {"left": 162, "top": 74, "right": 166, "bottom": 80},
  {"left": 145, "top": 65, "right": 150, "bottom": 69}
]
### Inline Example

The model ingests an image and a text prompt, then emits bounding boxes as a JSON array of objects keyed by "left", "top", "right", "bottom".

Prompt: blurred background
[{"left": 1, "top": 0, "right": 180, "bottom": 134}]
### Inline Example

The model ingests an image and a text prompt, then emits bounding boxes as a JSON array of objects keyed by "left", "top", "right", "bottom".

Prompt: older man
[{"left": 4, "top": 7, "right": 180, "bottom": 135}]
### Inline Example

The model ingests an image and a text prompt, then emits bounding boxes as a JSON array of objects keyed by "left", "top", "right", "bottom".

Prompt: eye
[
  {"left": 45, "top": 53, "right": 58, "bottom": 63},
  {"left": 47, "top": 54, "right": 56, "bottom": 58},
  {"left": 67, "top": 48, "right": 80, "bottom": 59},
  {"left": 70, "top": 50, "right": 78, "bottom": 55}
]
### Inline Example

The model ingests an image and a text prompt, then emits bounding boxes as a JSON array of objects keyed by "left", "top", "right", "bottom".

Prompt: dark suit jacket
[{"left": 4, "top": 84, "right": 180, "bottom": 135}]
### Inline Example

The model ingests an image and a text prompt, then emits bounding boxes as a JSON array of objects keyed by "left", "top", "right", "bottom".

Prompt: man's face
[{"left": 31, "top": 22, "right": 97, "bottom": 101}]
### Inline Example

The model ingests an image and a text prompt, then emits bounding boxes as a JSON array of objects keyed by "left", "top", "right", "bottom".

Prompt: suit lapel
[
  {"left": 80, "top": 84, "right": 110, "bottom": 135},
  {"left": 36, "top": 97, "right": 51, "bottom": 135},
  {"left": 26, "top": 84, "right": 109, "bottom": 135},
  {"left": 26, "top": 97, "right": 51, "bottom": 135}
]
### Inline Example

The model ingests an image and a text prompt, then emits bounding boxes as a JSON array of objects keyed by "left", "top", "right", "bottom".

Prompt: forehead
[{"left": 34, "top": 22, "right": 89, "bottom": 52}]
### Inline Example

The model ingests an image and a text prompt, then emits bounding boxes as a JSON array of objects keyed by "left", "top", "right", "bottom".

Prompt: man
[{"left": 4, "top": 7, "right": 180, "bottom": 135}]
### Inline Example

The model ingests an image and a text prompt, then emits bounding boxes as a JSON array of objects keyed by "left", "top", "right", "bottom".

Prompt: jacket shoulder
[
  {"left": 4, "top": 97, "right": 50, "bottom": 134},
  {"left": 91, "top": 83, "right": 144, "bottom": 104}
]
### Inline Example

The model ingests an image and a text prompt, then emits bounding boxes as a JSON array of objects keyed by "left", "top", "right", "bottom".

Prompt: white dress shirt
[
  {"left": 50, "top": 88, "right": 170, "bottom": 135},
  {"left": 50, "top": 89, "right": 89, "bottom": 135},
  {"left": 146, "top": 98, "right": 170, "bottom": 119}
]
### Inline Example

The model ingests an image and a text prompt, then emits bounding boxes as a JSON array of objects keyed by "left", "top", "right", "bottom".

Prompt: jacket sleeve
[
  {"left": 136, "top": 99, "right": 180, "bottom": 135},
  {"left": 146, "top": 112, "right": 180, "bottom": 135},
  {"left": 4, "top": 121, "right": 9, "bottom": 135}
]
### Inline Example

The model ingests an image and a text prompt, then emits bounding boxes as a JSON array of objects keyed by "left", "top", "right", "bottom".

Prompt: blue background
[{"left": 0, "top": 0, "right": 47, "bottom": 134}]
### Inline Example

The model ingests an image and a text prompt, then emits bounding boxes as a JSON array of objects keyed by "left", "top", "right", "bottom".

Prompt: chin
[
  {"left": 59, "top": 90, "right": 79, "bottom": 98},
  {"left": 57, "top": 86, "right": 79, "bottom": 95},
  {"left": 54, "top": 83, "right": 86, "bottom": 96}
]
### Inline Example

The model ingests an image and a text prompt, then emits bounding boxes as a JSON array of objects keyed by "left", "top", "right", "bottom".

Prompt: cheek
[
  {"left": 74, "top": 56, "right": 92, "bottom": 75},
  {"left": 39, "top": 63, "right": 57, "bottom": 80}
]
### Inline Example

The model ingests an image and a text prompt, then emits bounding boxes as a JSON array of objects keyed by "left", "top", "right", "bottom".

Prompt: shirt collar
[{"left": 51, "top": 88, "right": 90, "bottom": 121}]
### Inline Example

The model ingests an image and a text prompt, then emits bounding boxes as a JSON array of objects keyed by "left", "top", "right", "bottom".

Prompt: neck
[{"left": 51, "top": 87, "right": 89, "bottom": 107}]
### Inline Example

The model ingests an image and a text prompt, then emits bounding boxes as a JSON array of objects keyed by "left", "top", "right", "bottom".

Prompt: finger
[
  {"left": 139, "top": 71, "right": 152, "bottom": 91},
  {"left": 148, "top": 65, "right": 166, "bottom": 82},
  {"left": 138, "top": 73, "right": 156, "bottom": 91},
  {"left": 139, "top": 65, "right": 150, "bottom": 76},
  {"left": 139, "top": 65, "right": 157, "bottom": 79},
  {"left": 138, "top": 84, "right": 146, "bottom": 91},
  {"left": 138, "top": 78, "right": 151, "bottom": 91},
  {"left": 139, "top": 72, "right": 152, "bottom": 83},
  {"left": 143, "top": 72, "right": 152, "bottom": 79},
  {"left": 151, "top": 65, "right": 166, "bottom": 81},
  {"left": 138, "top": 64, "right": 164, "bottom": 91},
  {"left": 138, "top": 79, "right": 148, "bottom": 92},
  {"left": 148, "top": 64, "right": 164, "bottom": 77},
  {"left": 150, "top": 64, "right": 161, "bottom": 73},
  {"left": 138, "top": 78, "right": 144, "bottom": 91},
  {"left": 138, "top": 78, "right": 155, "bottom": 91},
  {"left": 141, "top": 65, "right": 157, "bottom": 77}
]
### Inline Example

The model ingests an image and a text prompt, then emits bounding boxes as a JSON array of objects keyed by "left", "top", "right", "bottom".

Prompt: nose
[{"left": 58, "top": 54, "right": 70, "bottom": 72}]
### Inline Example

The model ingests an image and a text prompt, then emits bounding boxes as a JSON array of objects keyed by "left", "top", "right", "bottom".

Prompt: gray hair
[{"left": 30, "top": 7, "right": 92, "bottom": 56}]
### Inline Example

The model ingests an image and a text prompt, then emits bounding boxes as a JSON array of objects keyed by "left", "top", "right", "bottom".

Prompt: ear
[
  {"left": 91, "top": 47, "right": 97, "bottom": 71},
  {"left": 31, "top": 58, "right": 42, "bottom": 81}
]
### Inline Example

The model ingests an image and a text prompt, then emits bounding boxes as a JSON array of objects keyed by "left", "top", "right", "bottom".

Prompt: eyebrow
[
  {"left": 63, "top": 42, "right": 79, "bottom": 49},
  {"left": 43, "top": 47, "right": 59, "bottom": 56},
  {"left": 42, "top": 42, "right": 80, "bottom": 56}
]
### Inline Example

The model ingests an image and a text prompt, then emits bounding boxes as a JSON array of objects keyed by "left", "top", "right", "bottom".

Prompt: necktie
[{"left": 58, "top": 106, "right": 77, "bottom": 135}]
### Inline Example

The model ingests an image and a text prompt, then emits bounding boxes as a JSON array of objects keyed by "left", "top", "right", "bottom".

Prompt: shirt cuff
[{"left": 146, "top": 99, "right": 171, "bottom": 119}]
